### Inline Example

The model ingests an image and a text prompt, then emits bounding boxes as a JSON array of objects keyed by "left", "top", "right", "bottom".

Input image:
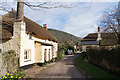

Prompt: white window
[{"left": 24, "top": 49, "right": 31, "bottom": 61}]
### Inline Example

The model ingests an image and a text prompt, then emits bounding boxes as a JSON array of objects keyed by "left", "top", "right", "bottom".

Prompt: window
[{"left": 24, "top": 49, "right": 31, "bottom": 61}]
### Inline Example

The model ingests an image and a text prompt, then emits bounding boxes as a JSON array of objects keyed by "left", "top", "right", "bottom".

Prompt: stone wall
[
  {"left": 0, "top": 22, "right": 22, "bottom": 77},
  {"left": 82, "top": 45, "right": 99, "bottom": 52},
  {"left": 0, "top": 54, "right": 7, "bottom": 78}
]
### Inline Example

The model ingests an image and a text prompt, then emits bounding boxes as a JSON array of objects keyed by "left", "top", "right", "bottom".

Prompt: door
[
  {"left": 49, "top": 49, "right": 51, "bottom": 61},
  {"left": 44, "top": 49, "right": 47, "bottom": 62}
]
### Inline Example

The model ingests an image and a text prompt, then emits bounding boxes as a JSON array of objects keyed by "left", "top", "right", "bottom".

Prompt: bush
[
  {"left": 86, "top": 46, "right": 120, "bottom": 74},
  {"left": 58, "top": 49, "right": 65, "bottom": 59},
  {"left": 51, "top": 58, "right": 56, "bottom": 62},
  {"left": 74, "top": 54, "right": 120, "bottom": 79}
]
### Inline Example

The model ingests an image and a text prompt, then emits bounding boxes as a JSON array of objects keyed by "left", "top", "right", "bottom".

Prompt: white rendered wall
[
  {"left": 20, "top": 25, "right": 58, "bottom": 66},
  {"left": 20, "top": 22, "right": 35, "bottom": 67},
  {"left": 41, "top": 45, "right": 52, "bottom": 62}
]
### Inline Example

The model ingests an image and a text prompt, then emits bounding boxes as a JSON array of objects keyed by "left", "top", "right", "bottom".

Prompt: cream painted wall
[
  {"left": 33, "top": 37, "right": 58, "bottom": 59},
  {"left": 35, "top": 42, "right": 42, "bottom": 63}
]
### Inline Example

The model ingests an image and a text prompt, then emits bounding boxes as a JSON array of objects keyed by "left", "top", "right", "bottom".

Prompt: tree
[
  {"left": 0, "top": 2, "right": 12, "bottom": 12},
  {"left": 99, "top": 2, "right": 120, "bottom": 44},
  {"left": 0, "top": 1, "right": 78, "bottom": 12}
]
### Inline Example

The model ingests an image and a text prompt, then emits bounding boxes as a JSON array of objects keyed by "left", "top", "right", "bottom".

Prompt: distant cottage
[
  {"left": 0, "top": 2, "right": 58, "bottom": 76},
  {"left": 81, "top": 27, "right": 118, "bottom": 52}
]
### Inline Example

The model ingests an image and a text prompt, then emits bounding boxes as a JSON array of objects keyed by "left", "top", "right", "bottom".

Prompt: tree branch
[{"left": 24, "top": 2, "right": 78, "bottom": 9}]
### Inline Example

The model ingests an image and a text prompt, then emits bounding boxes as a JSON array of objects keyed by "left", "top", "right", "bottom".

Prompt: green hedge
[
  {"left": 86, "top": 46, "right": 120, "bottom": 74},
  {"left": 74, "top": 54, "right": 119, "bottom": 79}
]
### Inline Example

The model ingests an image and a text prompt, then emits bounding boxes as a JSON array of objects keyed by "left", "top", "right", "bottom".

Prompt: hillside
[{"left": 48, "top": 29, "right": 82, "bottom": 50}]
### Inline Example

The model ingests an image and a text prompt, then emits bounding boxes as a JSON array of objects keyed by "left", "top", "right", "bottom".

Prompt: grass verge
[{"left": 74, "top": 54, "right": 120, "bottom": 80}]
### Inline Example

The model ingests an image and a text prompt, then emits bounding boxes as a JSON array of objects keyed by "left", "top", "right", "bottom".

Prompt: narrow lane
[{"left": 35, "top": 55, "right": 87, "bottom": 78}]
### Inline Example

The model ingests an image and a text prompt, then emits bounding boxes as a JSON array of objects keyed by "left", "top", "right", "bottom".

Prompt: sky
[{"left": 0, "top": 0, "right": 119, "bottom": 38}]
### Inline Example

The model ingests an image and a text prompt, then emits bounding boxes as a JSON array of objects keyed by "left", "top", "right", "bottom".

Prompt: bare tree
[
  {"left": 0, "top": 2, "right": 13, "bottom": 12},
  {"left": 99, "top": 2, "right": 120, "bottom": 44},
  {"left": 24, "top": 2, "right": 78, "bottom": 9},
  {"left": 0, "top": 1, "right": 78, "bottom": 12}
]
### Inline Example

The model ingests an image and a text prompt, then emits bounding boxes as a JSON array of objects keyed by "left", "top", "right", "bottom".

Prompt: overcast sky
[{"left": 0, "top": 0, "right": 119, "bottom": 38}]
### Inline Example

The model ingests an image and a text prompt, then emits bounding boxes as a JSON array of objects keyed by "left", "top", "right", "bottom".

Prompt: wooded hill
[{"left": 48, "top": 29, "right": 82, "bottom": 50}]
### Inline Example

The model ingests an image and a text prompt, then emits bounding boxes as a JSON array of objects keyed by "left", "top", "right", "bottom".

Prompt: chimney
[
  {"left": 97, "top": 27, "right": 102, "bottom": 41},
  {"left": 43, "top": 24, "right": 47, "bottom": 30},
  {"left": 98, "top": 27, "right": 100, "bottom": 32},
  {"left": 16, "top": 0, "right": 24, "bottom": 21}
]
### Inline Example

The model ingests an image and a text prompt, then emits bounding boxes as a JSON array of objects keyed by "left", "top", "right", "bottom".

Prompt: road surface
[{"left": 35, "top": 55, "right": 87, "bottom": 78}]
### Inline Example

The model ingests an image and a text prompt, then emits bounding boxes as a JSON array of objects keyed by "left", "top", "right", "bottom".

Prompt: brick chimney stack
[
  {"left": 16, "top": 0, "right": 24, "bottom": 21},
  {"left": 43, "top": 24, "right": 47, "bottom": 30}
]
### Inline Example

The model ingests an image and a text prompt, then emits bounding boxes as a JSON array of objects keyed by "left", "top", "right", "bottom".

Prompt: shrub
[
  {"left": 58, "top": 49, "right": 65, "bottom": 59},
  {"left": 43, "top": 62, "right": 49, "bottom": 66},
  {"left": 86, "top": 46, "right": 120, "bottom": 74},
  {"left": 51, "top": 58, "right": 56, "bottom": 62}
]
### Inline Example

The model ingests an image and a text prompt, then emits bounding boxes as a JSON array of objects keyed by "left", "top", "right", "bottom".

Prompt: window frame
[{"left": 24, "top": 49, "right": 31, "bottom": 62}]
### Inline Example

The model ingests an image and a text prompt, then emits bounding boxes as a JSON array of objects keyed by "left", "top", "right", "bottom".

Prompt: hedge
[{"left": 86, "top": 46, "right": 120, "bottom": 76}]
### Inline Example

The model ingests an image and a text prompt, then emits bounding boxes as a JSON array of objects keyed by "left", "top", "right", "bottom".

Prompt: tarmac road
[{"left": 35, "top": 55, "right": 87, "bottom": 79}]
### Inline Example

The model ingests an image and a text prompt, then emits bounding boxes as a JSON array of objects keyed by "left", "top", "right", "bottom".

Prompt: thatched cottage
[{"left": 0, "top": 2, "right": 58, "bottom": 76}]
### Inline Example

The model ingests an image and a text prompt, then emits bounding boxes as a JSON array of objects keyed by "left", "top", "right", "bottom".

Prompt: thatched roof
[
  {"left": 0, "top": 27, "right": 12, "bottom": 40},
  {"left": 1, "top": 10, "right": 58, "bottom": 42},
  {"left": 82, "top": 33, "right": 118, "bottom": 46}
]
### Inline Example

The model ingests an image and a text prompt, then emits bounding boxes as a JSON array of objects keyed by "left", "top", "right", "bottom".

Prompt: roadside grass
[
  {"left": 74, "top": 51, "right": 78, "bottom": 53},
  {"left": 74, "top": 54, "right": 120, "bottom": 80}
]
